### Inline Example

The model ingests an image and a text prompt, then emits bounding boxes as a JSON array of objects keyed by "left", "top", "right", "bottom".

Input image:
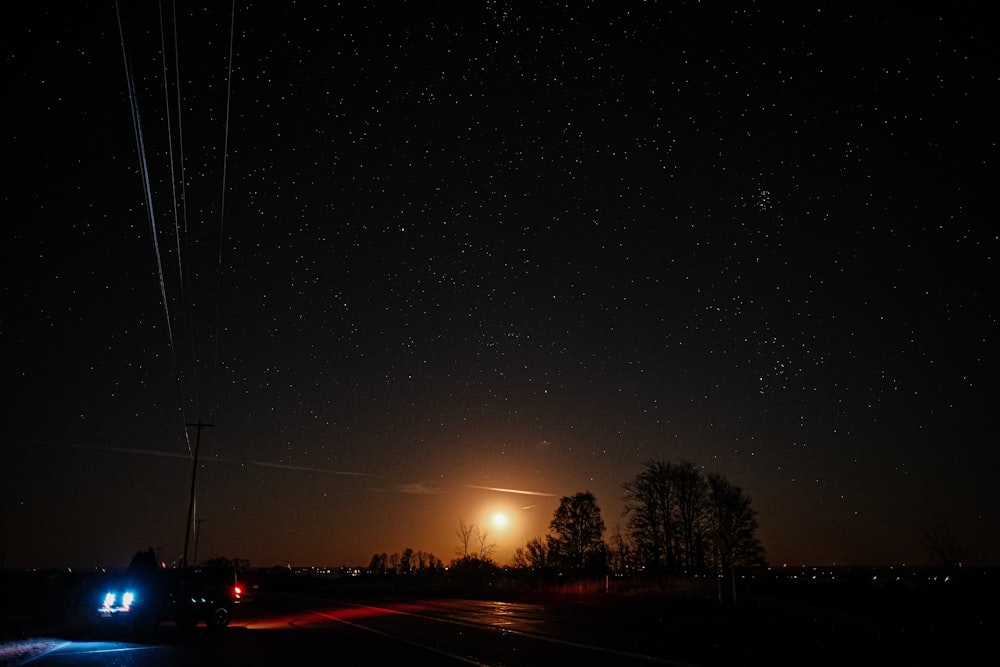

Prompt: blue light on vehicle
[{"left": 100, "top": 590, "right": 136, "bottom": 613}]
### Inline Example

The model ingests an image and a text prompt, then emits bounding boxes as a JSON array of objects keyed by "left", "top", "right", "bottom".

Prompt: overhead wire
[
  {"left": 116, "top": 0, "right": 238, "bottom": 564},
  {"left": 164, "top": 0, "right": 203, "bottom": 426},
  {"left": 156, "top": 1, "right": 196, "bottom": 460},
  {"left": 157, "top": 0, "right": 184, "bottom": 292},
  {"left": 115, "top": 0, "right": 248, "bottom": 456},
  {"left": 115, "top": 0, "right": 184, "bottom": 416},
  {"left": 171, "top": 0, "right": 191, "bottom": 246},
  {"left": 212, "top": 0, "right": 238, "bottom": 422}
]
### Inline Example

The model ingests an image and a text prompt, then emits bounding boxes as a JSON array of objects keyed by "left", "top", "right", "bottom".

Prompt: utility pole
[
  {"left": 193, "top": 518, "right": 207, "bottom": 567},
  {"left": 182, "top": 421, "right": 213, "bottom": 568}
]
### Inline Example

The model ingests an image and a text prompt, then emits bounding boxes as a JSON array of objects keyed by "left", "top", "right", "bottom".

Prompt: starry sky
[{"left": 3, "top": 2, "right": 997, "bottom": 572}]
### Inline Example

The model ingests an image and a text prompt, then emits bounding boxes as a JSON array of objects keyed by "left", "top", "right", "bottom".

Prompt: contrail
[
  {"left": 64, "top": 442, "right": 375, "bottom": 477},
  {"left": 249, "top": 460, "right": 378, "bottom": 477},
  {"left": 70, "top": 444, "right": 192, "bottom": 460},
  {"left": 396, "top": 481, "right": 448, "bottom": 495},
  {"left": 465, "top": 485, "right": 557, "bottom": 497}
]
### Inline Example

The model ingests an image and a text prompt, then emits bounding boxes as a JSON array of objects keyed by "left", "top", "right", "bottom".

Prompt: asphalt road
[
  {"left": 12, "top": 595, "right": 693, "bottom": 667},
  {"left": 5, "top": 585, "right": 995, "bottom": 666}
]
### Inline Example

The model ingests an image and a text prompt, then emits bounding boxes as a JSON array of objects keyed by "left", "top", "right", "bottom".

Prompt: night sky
[{"left": 3, "top": 2, "right": 997, "bottom": 571}]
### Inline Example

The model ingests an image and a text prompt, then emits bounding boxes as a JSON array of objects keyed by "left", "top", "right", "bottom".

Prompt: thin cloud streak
[
  {"left": 62, "top": 442, "right": 376, "bottom": 478},
  {"left": 398, "top": 482, "right": 449, "bottom": 495},
  {"left": 69, "top": 444, "right": 192, "bottom": 460},
  {"left": 247, "top": 461, "right": 378, "bottom": 477},
  {"left": 465, "top": 485, "right": 557, "bottom": 497}
]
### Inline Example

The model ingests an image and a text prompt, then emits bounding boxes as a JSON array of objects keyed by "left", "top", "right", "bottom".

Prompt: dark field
[{"left": 2, "top": 566, "right": 996, "bottom": 666}]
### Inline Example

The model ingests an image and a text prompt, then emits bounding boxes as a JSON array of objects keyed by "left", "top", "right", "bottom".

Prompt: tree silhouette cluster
[
  {"left": 367, "top": 549, "right": 444, "bottom": 576},
  {"left": 358, "top": 459, "right": 764, "bottom": 595},
  {"left": 140, "top": 461, "right": 766, "bottom": 601},
  {"left": 512, "top": 491, "right": 609, "bottom": 577},
  {"left": 620, "top": 460, "right": 765, "bottom": 575},
  {"left": 512, "top": 459, "right": 765, "bottom": 583}
]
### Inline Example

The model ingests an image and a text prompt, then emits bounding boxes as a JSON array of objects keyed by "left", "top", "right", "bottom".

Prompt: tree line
[
  {"left": 512, "top": 459, "right": 765, "bottom": 578},
  {"left": 364, "top": 459, "right": 765, "bottom": 594}
]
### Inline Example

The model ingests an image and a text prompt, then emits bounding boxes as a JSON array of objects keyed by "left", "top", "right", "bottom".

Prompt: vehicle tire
[{"left": 207, "top": 605, "right": 231, "bottom": 628}]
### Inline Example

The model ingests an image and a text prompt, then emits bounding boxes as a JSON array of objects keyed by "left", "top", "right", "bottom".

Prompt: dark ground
[{"left": 2, "top": 566, "right": 996, "bottom": 666}]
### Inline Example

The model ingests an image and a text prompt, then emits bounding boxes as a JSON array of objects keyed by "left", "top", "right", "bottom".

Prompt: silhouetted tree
[
  {"left": 916, "top": 520, "right": 969, "bottom": 568},
  {"left": 673, "top": 461, "right": 709, "bottom": 571},
  {"left": 201, "top": 556, "right": 250, "bottom": 570},
  {"left": 368, "top": 552, "right": 389, "bottom": 575},
  {"left": 448, "top": 553, "right": 500, "bottom": 589},
  {"left": 512, "top": 536, "right": 549, "bottom": 569},
  {"left": 705, "top": 472, "right": 765, "bottom": 602},
  {"left": 452, "top": 520, "right": 496, "bottom": 563},
  {"left": 475, "top": 525, "right": 497, "bottom": 562},
  {"left": 608, "top": 524, "right": 636, "bottom": 576},
  {"left": 455, "top": 520, "right": 475, "bottom": 559},
  {"left": 547, "top": 491, "right": 607, "bottom": 575},
  {"left": 127, "top": 548, "right": 160, "bottom": 577},
  {"left": 623, "top": 460, "right": 677, "bottom": 572},
  {"left": 399, "top": 548, "right": 414, "bottom": 574},
  {"left": 625, "top": 460, "right": 765, "bottom": 579},
  {"left": 419, "top": 550, "right": 441, "bottom": 572}
]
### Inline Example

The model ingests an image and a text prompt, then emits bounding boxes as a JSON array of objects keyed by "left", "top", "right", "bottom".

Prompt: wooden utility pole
[
  {"left": 182, "top": 421, "right": 213, "bottom": 568},
  {"left": 193, "top": 518, "right": 207, "bottom": 567}
]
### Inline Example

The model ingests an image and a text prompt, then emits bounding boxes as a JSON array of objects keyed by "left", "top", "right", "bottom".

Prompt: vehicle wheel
[{"left": 207, "top": 605, "right": 231, "bottom": 628}]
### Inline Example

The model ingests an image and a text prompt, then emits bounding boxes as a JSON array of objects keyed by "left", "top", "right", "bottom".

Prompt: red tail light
[{"left": 233, "top": 585, "right": 242, "bottom": 599}]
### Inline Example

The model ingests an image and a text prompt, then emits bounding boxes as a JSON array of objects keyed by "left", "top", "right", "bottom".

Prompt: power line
[
  {"left": 212, "top": 0, "right": 238, "bottom": 420},
  {"left": 115, "top": 0, "right": 192, "bottom": 456}
]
